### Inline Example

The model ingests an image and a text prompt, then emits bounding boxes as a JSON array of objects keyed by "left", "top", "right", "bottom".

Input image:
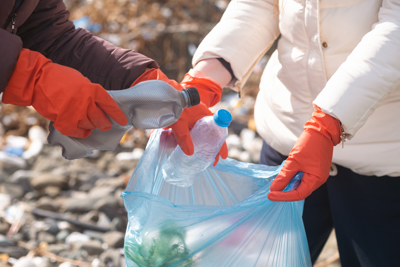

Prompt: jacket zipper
[
  {"left": 10, "top": 14, "right": 17, "bottom": 34},
  {"left": 3, "top": 0, "right": 24, "bottom": 33}
]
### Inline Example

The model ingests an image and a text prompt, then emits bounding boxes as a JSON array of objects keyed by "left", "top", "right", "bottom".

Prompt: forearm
[{"left": 193, "top": 59, "right": 232, "bottom": 88}]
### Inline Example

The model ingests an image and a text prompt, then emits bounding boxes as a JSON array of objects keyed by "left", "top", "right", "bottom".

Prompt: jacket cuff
[{"left": 0, "top": 29, "right": 23, "bottom": 93}]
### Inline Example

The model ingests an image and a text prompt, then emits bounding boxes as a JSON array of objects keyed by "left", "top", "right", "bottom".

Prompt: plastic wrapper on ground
[{"left": 122, "top": 129, "right": 311, "bottom": 267}]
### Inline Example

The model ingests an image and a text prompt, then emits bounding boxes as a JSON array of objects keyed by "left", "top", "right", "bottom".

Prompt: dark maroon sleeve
[
  {"left": 0, "top": 29, "right": 23, "bottom": 93},
  {"left": 16, "top": 0, "right": 158, "bottom": 91}
]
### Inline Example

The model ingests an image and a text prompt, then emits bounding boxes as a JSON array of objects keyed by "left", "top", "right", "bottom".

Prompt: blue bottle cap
[{"left": 213, "top": 109, "right": 232, "bottom": 127}]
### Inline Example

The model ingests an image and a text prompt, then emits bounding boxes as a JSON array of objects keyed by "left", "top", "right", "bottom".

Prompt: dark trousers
[{"left": 260, "top": 141, "right": 400, "bottom": 267}]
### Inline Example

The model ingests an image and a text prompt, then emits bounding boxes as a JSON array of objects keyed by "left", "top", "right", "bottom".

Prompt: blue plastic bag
[{"left": 122, "top": 129, "right": 311, "bottom": 267}]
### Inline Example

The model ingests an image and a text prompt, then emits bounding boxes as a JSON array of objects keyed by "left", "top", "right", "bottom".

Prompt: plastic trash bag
[{"left": 122, "top": 129, "right": 311, "bottom": 267}]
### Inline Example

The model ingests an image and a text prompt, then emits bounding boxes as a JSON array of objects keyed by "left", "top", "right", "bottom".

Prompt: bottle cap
[
  {"left": 213, "top": 109, "right": 232, "bottom": 127},
  {"left": 183, "top": 87, "right": 200, "bottom": 107}
]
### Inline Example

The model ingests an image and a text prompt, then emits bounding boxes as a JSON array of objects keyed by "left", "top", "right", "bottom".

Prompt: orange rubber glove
[
  {"left": 132, "top": 68, "right": 228, "bottom": 166},
  {"left": 268, "top": 106, "right": 342, "bottom": 202},
  {"left": 2, "top": 49, "right": 127, "bottom": 138}
]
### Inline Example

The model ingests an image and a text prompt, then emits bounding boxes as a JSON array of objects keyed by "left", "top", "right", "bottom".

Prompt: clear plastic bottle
[
  {"left": 162, "top": 109, "right": 232, "bottom": 187},
  {"left": 47, "top": 80, "right": 200, "bottom": 160}
]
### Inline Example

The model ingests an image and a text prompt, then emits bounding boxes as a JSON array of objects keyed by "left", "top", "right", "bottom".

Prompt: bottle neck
[
  {"left": 181, "top": 87, "right": 200, "bottom": 108},
  {"left": 181, "top": 89, "right": 191, "bottom": 108}
]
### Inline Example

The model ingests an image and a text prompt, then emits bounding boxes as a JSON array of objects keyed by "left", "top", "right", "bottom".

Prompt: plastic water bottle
[
  {"left": 162, "top": 109, "right": 232, "bottom": 187},
  {"left": 47, "top": 80, "right": 200, "bottom": 160}
]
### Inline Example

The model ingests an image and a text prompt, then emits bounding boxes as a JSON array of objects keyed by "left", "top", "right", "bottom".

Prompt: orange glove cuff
[
  {"left": 130, "top": 68, "right": 183, "bottom": 91},
  {"left": 304, "top": 105, "right": 341, "bottom": 146},
  {"left": 3, "top": 49, "right": 52, "bottom": 106},
  {"left": 181, "top": 70, "right": 222, "bottom": 108}
]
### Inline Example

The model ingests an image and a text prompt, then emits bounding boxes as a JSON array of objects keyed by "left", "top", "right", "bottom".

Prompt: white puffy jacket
[{"left": 193, "top": 0, "right": 400, "bottom": 176}]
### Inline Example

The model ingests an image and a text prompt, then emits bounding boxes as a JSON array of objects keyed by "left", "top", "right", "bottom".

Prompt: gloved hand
[
  {"left": 2, "top": 49, "right": 127, "bottom": 138},
  {"left": 268, "top": 106, "right": 342, "bottom": 202},
  {"left": 132, "top": 68, "right": 227, "bottom": 166}
]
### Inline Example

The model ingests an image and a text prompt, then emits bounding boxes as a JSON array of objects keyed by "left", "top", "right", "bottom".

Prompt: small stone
[
  {"left": 120, "top": 256, "right": 127, "bottom": 267},
  {"left": 10, "top": 171, "right": 34, "bottom": 193},
  {"left": 96, "top": 152, "right": 115, "bottom": 171},
  {"left": 248, "top": 137, "right": 263, "bottom": 154},
  {"left": 251, "top": 151, "right": 261, "bottom": 164},
  {"left": 30, "top": 257, "right": 52, "bottom": 267},
  {"left": 102, "top": 231, "right": 124, "bottom": 248},
  {"left": 43, "top": 219, "right": 59, "bottom": 235},
  {"left": 63, "top": 197, "right": 101, "bottom": 213},
  {"left": 30, "top": 173, "right": 68, "bottom": 191},
  {"left": 24, "top": 240, "right": 39, "bottom": 250},
  {"left": 23, "top": 191, "right": 41, "bottom": 201},
  {"left": 13, "top": 256, "right": 36, "bottom": 267},
  {"left": 32, "top": 156, "right": 63, "bottom": 173},
  {"left": 46, "top": 244, "right": 70, "bottom": 254},
  {"left": 57, "top": 221, "right": 73, "bottom": 231},
  {"left": 0, "top": 246, "right": 29, "bottom": 259},
  {"left": 82, "top": 230, "right": 103, "bottom": 241},
  {"left": 37, "top": 232, "right": 56, "bottom": 244},
  {"left": 65, "top": 232, "right": 90, "bottom": 244},
  {"left": 27, "top": 226, "right": 39, "bottom": 242},
  {"left": 10, "top": 170, "right": 33, "bottom": 180},
  {"left": 241, "top": 128, "right": 256, "bottom": 151},
  {"left": 111, "top": 217, "right": 127, "bottom": 233},
  {"left": 42, "top": 186, "right": 61, "bottom": 198},
  {"left": 100, "top": 249, "right": 122, "bottom": 267},
  {"left": 56, "top": 230, "right": 70, "bottom": 242},
  {"left": 94, "top": 197, "right": 121, "bottom": 219},
  {"left": 88, "top": 187, "right": 115, "bottom": 198},
  {"left": 96, "top": 213, "right": 112, "bottom": 229},
  {"left": 228, "top": 147, "right": 242, "bottom": 160},
  {"left": 0, "top": 182, "right": 25, "bottom": 199},
  {"left": 35, "top": 197, "right": 60, "bottom": 212},
  {"left": 0, "top": 154, "right": 26, "bottom": 172},
  {"left": 114, "top": 189, "right": 124, "bottom": 201},
  {"left": 9, "top": 233, "right": 24, "bottom": 243},
  {"left": 0, "top": 222, "right": 10, "bottom": 235},
  {"left": 79, "top": 210, "right": 99, "bottom": 224},
  {"left": 91, "top": 258, "right": 101, "bottom": 267},
  {"left": 0, "top": 235, "right": 16, "bottom": 247},
  {"left": 0, "top": 193, "right": 11, "bottom": 211},
  {"left": 115, "top": 152, "right": 135, "bottom": 161},
  {"left": 239, "top": 151, "right": 251, "bottom": 162},
  {"left": 226, "top": 134, "right": 241, "bottom": 149},
  {"left": 27, "top": 125, "right": 47, "bottom": 143},
  {"left": 74, "top": 240, "right": 104, "bottom": 255},
  {"left": 78, "top": 183, "right": 93, "bottom": 192},
  {"left": 87, "top": 150, "right": 101, "bottom": 160},
  {"left": 58, "top": 251, "right": 81, "bottom": 262},
  {"left": 95, "top": 177, "right": 126, "bottom": 190}
]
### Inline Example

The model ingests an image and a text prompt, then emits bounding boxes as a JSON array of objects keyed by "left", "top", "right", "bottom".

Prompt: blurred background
[{"left": 0, "top": 0, "right": 339, "bottom": 266}]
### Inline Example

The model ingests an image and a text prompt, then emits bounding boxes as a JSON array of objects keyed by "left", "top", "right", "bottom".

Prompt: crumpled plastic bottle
[{"left": 162, "top": 109, "right": 232, "bottom": 187}]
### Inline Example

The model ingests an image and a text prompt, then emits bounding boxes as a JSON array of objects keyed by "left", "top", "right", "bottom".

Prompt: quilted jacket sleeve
[
  {"left": 192, "top": 0, "right": 280, "bottom": 91},
  {"left": 16, "top": 0, "right": 158, "bottom": 91},
  {"left": 314, "top": 0, "right": 400, "bottom": 138}
]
